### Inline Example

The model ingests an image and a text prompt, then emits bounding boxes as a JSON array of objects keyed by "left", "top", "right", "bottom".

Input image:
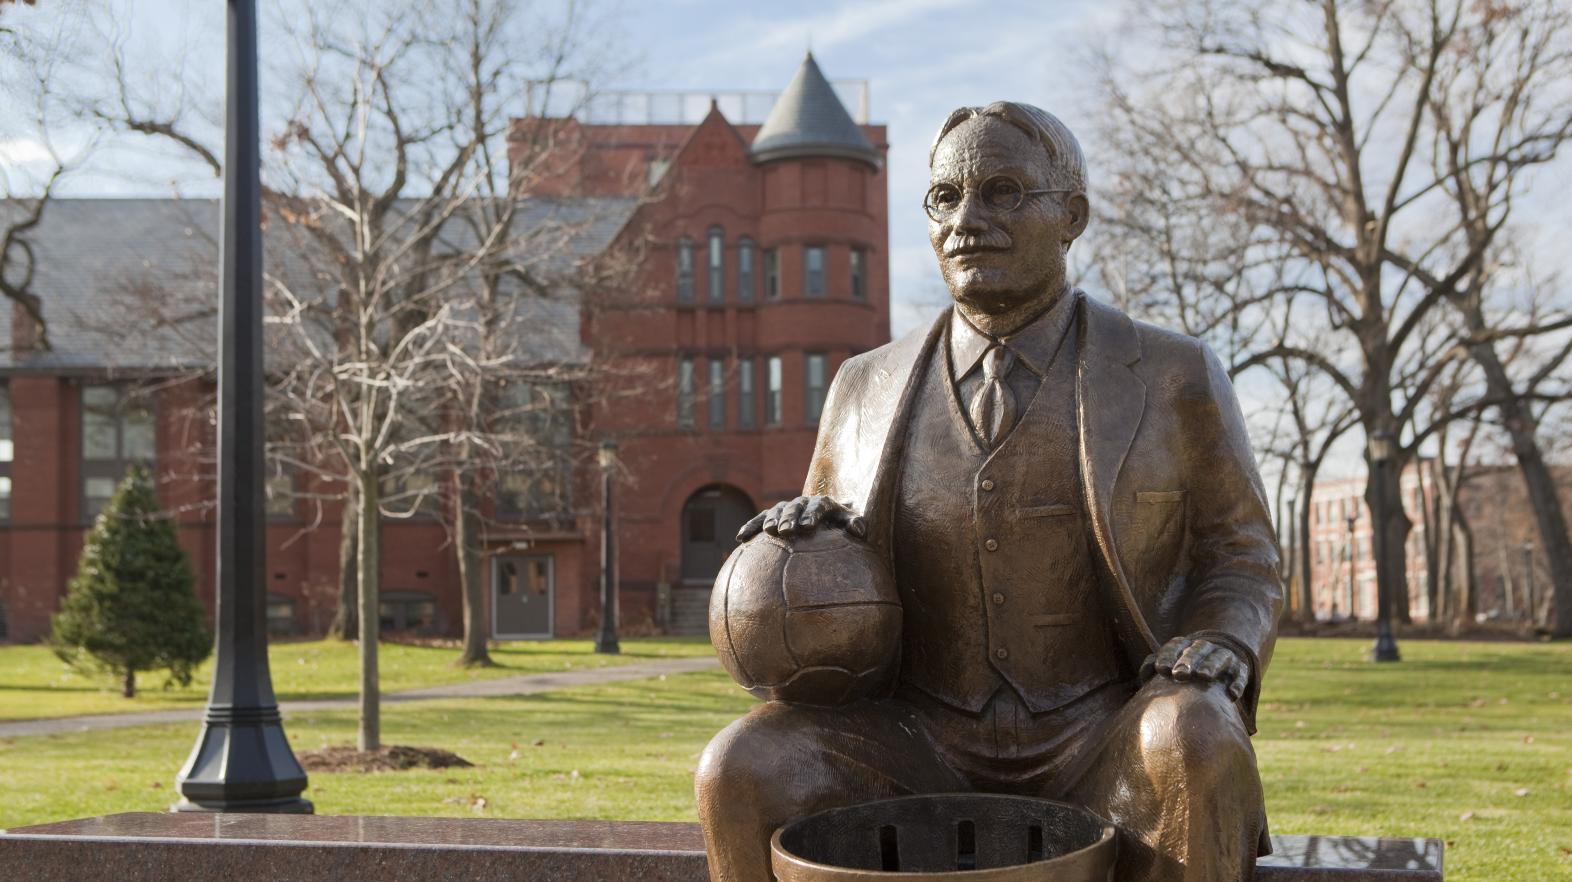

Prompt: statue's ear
[{"left": 1064, "top": 191, "right": 1091, "bottom": 244}]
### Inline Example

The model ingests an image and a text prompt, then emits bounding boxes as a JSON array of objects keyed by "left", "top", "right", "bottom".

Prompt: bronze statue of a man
[{"left": 696, "top": 102, "right": 1283, "bottom": 882}]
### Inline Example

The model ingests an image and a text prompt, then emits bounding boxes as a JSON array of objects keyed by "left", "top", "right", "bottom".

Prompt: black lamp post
[
  {"left": 1369, "top": 431, "right": 1401, "bottom": 662},
  {"left": 174, "top": 0, "right": 311, "bottom": 813},
  {"left": 595, "top": 440, "right": 620, "bottom": 654},
  {"left": 1342, "top": 512, "right": 1356, "bottom": 621}
]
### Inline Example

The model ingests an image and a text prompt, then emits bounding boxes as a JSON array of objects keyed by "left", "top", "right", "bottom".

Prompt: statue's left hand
[{"left": 1148, "top": 636, "right": 1248, "bottom": 701}]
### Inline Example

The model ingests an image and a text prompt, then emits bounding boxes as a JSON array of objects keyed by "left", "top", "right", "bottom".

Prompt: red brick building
[{"left": 0, "top": 54, "right": 890, "bottom": 642}]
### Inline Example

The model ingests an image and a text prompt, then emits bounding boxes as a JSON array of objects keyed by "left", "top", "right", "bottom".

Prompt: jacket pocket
[{"left": 1020, "top": 503, "right": 1075, "bottom": 518}]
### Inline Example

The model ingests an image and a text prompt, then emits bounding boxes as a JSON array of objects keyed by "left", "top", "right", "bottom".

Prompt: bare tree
[
  {"left": 1094, "top": 0, "right": 1572, "bottom": 628},
  {"left": 1, "top": 5, "right": 98, "bottom": 352},
  {"left": 49, "top": 0, "right": 635, "bottom": 749}
]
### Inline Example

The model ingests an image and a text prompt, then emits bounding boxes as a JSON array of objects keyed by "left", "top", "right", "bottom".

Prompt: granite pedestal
[{"left": 0, "top": 813, "right": 1443, "bottom": 880}]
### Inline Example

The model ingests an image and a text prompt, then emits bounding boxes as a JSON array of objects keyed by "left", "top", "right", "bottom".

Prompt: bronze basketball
[{"left": 709, "top": 528, "right": 901, "bottom": 706}]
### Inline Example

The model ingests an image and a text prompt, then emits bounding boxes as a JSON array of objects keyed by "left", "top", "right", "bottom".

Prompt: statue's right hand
[{"left": 736, "top": 495, "right": 867, "bottom": 542}]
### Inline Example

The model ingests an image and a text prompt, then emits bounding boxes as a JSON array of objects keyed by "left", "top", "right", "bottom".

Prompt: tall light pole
[
  {"left": 1370, "top": 432, "right": 1401, "bottom": 662},
  {"left": 595, "top": 440, "right": 620, "bottom": 654},
  {"left": 1343, "top": 512, "right": 1356, "bottom": 621},
  {"left": 174, "top": 0, "right": 311, "bottom": 813}
]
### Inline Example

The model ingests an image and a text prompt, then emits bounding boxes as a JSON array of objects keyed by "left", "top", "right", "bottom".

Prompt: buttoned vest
[{"left": 892, "top": 324, "right": 1127, "bottom": 715}]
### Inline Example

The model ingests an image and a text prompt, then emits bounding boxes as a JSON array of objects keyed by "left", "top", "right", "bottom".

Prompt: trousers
[{"left": 695, "top": 676, "right": 1265, "bottom": 882}]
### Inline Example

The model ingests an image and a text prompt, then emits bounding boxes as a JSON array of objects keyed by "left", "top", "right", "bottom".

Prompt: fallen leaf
[
  {"left": 1459, "top": 811, "right": 1475, "bottom": 822},
  {"left": 533, "top": 739, "right": 545, "bottom": 747},
  {"left": 1514, "top": 788, "right": 1530, "bottom": 798},
  {"left": 1415, "top": 781, "right": 1427, "bottom": 789},
  {"left": 149, "top": 782, "right": 163, "bottom": 790},
  {"left": 1523, "top": 735, "right": 1536, "bottom": 745},
  {"left": 570, "top": 769, "right": 581, "bottom": 780}
]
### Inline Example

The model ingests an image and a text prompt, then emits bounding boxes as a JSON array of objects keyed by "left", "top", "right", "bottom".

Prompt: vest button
[
  {"left": 981, "top": 479, "right": 995, "bottom": 491},
  {"left": 992, "top": 592, "right": 1005, "bottom": 605},
  {"left": 984, "top": 538, "right": 999, "bottom": 551},
  {"left": 995, "top": 647, "right": 1009, "bottom": 660}
]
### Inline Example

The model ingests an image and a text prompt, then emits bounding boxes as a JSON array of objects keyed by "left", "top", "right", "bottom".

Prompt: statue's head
[{"left": 927, "top": 102, "right": 1090, "bottom": 317}]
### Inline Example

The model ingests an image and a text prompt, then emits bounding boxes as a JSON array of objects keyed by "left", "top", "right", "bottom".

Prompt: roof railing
[{"left": 522, "top": 80, "right": 871, "bottom": 126}]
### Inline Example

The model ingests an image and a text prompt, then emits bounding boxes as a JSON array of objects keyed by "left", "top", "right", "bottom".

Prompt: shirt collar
[{"left": 949, "top": 289, "right": 1079, "bottom": 380}]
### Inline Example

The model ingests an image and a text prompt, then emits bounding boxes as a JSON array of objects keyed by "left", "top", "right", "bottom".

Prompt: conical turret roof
[{"left": 751, "top": 53, "right": 879, "bottom": 168}]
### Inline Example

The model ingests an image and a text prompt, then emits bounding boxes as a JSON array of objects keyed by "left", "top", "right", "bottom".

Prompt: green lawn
[
  {"left": 1, "top": 638, "right": 1568, "bottom": 881},
  {"left": 0, "top": 637, "right": 713, "bottom": 721}
]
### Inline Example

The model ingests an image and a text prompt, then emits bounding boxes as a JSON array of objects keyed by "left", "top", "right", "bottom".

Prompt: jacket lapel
[
  {"left": 864, "top": 311, "right": 948, "bottom": 553},
  {"left": 1075, "top": 294, "right": 1160, "bottom": 655}
]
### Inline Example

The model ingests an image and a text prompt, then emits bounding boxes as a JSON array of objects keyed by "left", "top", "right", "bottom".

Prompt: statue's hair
[{"left": 929, "top": 102, "right": 1087, "bottom": 192}]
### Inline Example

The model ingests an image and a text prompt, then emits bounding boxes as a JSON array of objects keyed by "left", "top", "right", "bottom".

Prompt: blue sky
[{"left": 9, "top": 0, "right": 1110, "bottom": 337}]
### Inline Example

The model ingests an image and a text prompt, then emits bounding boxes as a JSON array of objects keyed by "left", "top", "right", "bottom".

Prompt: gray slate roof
[
  {"left": 750, "top": 53, "right": 879, "bottom": 168},
  {"left": 0, "top": 197, "right": 635, "bottom": 373}
]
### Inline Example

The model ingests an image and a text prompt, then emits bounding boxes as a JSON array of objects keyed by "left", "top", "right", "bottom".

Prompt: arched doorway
[{"left": 673, "top": 484, "right": 755, "bottom": 633}]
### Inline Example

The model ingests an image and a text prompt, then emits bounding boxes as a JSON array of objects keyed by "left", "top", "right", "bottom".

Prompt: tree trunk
[
  {"left": 1296, "top": 466, "right": 1320, "bottom": 621},
  {"left": 1497, "top": 404, "right": 1572, "bottom": 637},
  {"left": 122, "top": 668, "right": 136, "bottom": 698},
  {"left": 1418, "top": 461, "right": 1441, "bottom": 621},
  {"left": 329, "top": 494, "right": 359, "bottom": 640},
  {"left": 1366, "top": 451, "right": 1414, "bottom": 625},
  {"left": 357, "top": 467, "right": 381, "bottom": 752},
  {"left": 1457, "top": 307, "right": 1572, "bottom": 637},
  {"left": 455, "top": 475, "right": 492, "bottom": 667},
  {"left": 1454, "top": 511, "right": 1478, "bottom": 628}
]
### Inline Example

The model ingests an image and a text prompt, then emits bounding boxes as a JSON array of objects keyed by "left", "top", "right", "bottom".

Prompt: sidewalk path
[{"left": 0, "top": 656, "right": 721, "bottom": 739}]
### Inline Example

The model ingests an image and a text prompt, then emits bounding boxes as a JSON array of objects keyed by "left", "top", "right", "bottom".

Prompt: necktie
[{"left": 969, "top": 344, "right": 1017, "bottom": 448}]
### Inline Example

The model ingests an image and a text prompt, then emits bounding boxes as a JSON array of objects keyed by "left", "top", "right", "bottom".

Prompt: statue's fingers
[
  {"left": 1172, "top": 641, "right": 1216, "bottom": 679},
  {"left": 736, "top": 512, "right": 767, "bottom": 541},
  {"left": 846, "top": 515, "right": 868, "bottom": 539},
  {"left": 798, "top": 496, "right": 827, "bottom": 529},
  {"left": 1225, "top": 656, "right": 1249, "bottom": 701},
  {"left": 760, "top": 505, "right": 784, "bottom": 536},
  {"left": 775, "top": 498, "right": 806, "bottom": 535},
  {"left": 1153, "top": 637, "right": 1192, "bottom": 676},
  {"left": 1192, "top": 646, "right": 1233, "bottom": 682}
]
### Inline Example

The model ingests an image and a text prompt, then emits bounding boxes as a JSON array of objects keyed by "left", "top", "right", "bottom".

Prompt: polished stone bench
[{"left": 0, "top": 813, "right": 1443, "bottom": 880}]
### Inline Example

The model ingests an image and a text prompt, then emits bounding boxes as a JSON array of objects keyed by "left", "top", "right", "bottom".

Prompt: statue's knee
[
  {"left": 1134, "top": 680, "right": 1251, "bottom": 776},
  {"left": 696, "top": 704, "right": 816, "bottom": 815}
]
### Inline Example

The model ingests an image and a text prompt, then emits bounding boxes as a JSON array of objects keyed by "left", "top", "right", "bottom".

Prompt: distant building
[
  {"left": 0, "top": 54, "right": 889, "bottom": 642},
  {"left": 1302, "top": 459, "right": 1571, "bottom": 623},
  {"left": 1303, "top": 462, "right": 1433, "bottom": 621}
]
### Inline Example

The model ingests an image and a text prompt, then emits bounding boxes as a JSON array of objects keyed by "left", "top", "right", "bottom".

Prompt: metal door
[{"left": 493, "top": 555, "right": 554, "bottom": 638}]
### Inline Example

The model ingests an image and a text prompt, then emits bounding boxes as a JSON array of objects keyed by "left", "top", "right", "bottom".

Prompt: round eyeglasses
[{"left": 923, "top": 176, "right": 1073, "bottom": 222}]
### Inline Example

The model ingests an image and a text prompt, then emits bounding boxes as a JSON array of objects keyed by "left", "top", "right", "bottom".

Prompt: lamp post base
[
  {"left": 173, "top": 707, "right": 313, "bottom": 813},
  {"left": 1371, "top": 627, "right": 1401, "bottom": 663}
]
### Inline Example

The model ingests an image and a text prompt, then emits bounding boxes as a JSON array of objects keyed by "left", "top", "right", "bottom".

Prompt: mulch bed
[{"left": 297, "top": 745, "right": 474, "bottom": 773}]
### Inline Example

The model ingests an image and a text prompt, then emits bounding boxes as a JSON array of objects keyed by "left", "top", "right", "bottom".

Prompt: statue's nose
[{"left": 949, "top": 192, "right": 990, "bottom": 234}]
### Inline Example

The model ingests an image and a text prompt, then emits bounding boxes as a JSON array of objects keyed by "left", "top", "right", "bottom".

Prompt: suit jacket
[{"left": 804, "top": 293, "right": 1284, "bottom": 731}]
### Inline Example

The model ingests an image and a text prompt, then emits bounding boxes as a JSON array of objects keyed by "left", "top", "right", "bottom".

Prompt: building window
[
  {"left": 677, "top": 357, "right": 696, "bottom": 428},
  {"left": 708, "top": 359, "right": 725, "bottom": 429},
  {"left": 379, "top": 591, "right": 437, "bottom": 634},
  {"left": 676, "top": 237, "right": 694, "bottom": 303},
  {"left": 764, "top": 248, "right": 779, "bottom": 299},
  {"left": 497, "top": 381, "right": 573, "bottom": 521},
  {"left": 737, "top": 238, "right": 755, "bottom": 303},
  {"left": 0, "top": 382, "right": 11, "bottom": 522},
  {"left": 738, "top": 360, "right": 756, "bottom": 429},
  {"left": 804, "top": 245, "right": 825, "bottom": 297},
  {"left": 850, "top": 248, "right": 866, "bottom": 299},
  {"left": 265, "top": 471, "right": 295, "bottom": 520},
  {"left": 805, "top": 353, "right": 828, "bottom": 424},
  {"left": 82, "top": 384, "right": 155, "bottom": 520},
  {"left": 707, "top": 227, "right": 724, "bottom": 304},
  {"left": 266, "top": 594, "right": 296, "bottom": 637},
  {"left": 766, "top": 356, "right": 783, "bottom": 425}
]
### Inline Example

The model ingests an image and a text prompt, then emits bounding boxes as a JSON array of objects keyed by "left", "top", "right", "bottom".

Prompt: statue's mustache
[{"left": 943, "top": 231, "right": 1011, "bottom": 257}]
